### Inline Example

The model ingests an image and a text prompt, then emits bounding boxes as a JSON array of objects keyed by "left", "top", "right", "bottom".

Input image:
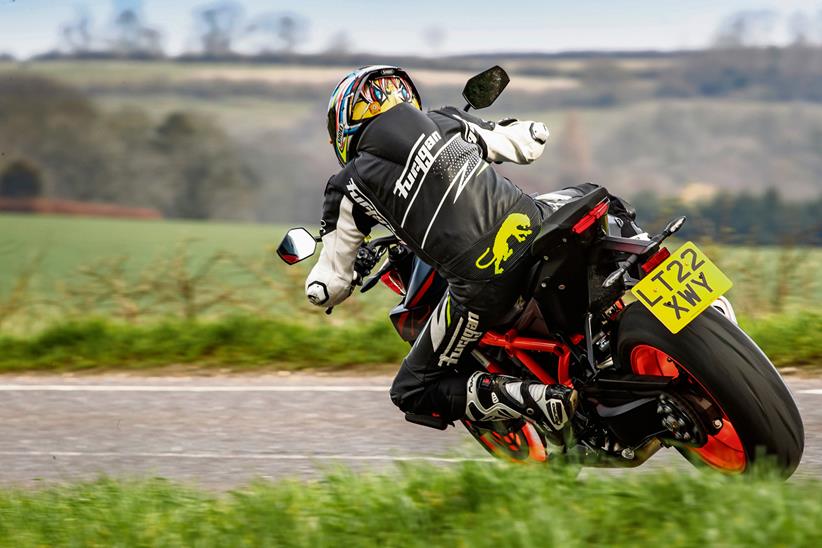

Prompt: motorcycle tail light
[
  {"left": 641, "top": 247, "right": 670, "bottom": 274},
  {"left": 572, "top": 200, "right": 610, "bottom": 234},
  {"left": 381, "top": 270, "right": 406, "bottom": 296}
]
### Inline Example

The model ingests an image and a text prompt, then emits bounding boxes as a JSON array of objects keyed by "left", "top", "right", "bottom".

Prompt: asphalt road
[{"left": 0, "top": 373, "right": 820, "bottom": 489}]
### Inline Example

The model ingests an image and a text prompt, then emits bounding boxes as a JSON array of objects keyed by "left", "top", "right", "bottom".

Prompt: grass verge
[
  {"left": 0, "top": 317, "right": 407, "bottom": 371},
  {"left": 0, "top": 462, "right": 820, "bottom": 546},
  {"left": 741, "top": 311, "right": 822, "bottom": 366},
  {"left": 0, "top": 312, "right": 818, "bottom": 372}
]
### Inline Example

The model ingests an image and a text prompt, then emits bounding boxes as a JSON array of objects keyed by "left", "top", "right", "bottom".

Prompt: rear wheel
[
  {"left": 462, "top": 419, "right": 547, "bottom": 463},
  {"left": 616, "top": 303, "right": 804, "bottom": 476}
]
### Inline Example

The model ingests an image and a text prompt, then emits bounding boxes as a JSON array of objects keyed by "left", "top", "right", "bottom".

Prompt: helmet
[{"left": 327, "top": 65, "right": 421, "bottom": 166}]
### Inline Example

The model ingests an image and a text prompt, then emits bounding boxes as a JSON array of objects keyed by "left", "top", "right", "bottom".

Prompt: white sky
[{"left": 0, "top": 0, "right": 820, "bottom": 58}]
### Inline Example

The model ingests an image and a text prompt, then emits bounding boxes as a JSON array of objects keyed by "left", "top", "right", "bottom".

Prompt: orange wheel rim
[
  {"left": 630, "top": 344, "right": 747, "bottom": 472},
  {"left": 476, "top": 422, "right": 546, "bottom": 463}
]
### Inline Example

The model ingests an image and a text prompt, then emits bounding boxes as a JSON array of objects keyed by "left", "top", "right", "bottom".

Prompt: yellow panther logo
[{"left": 475, "top": 213, "right": 533, "bottom": 275}]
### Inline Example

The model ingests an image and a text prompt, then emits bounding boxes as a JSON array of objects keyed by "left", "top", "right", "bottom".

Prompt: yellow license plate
[{"left": 631, "top": 242, "right": 732, "bottom": 334}]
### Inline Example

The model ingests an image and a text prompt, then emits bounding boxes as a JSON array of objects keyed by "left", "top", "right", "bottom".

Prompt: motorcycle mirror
[
  {"left": 277, "top": 227, "right": 318, "bottom": 265},
  {"left": 665, "top": 216, "right": 687, "bottom": 235},
  {"left": 462, "top": 65, "right": 510, "bottom": 111}
]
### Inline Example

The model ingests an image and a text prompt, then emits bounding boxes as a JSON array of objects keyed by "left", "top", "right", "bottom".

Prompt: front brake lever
[
  {"left": 361, "top": 262, "right": 393, "bottom": 293},
  {"left": 361, "top": 243, "right": 411, "bottom": 293}
]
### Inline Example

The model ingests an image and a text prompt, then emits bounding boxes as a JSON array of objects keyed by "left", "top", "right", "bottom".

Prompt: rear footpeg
[{"left": 405, "top": 413, "right": 453, "bottom": 430}]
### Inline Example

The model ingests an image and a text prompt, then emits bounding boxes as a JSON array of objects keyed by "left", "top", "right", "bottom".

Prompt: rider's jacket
[{"left": 306, "top": 103, "right": 549, "bottom": 307}]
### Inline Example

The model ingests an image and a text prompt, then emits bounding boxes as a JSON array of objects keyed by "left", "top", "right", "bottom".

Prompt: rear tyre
[
  {"left": 615, "top": 303, "right": 804, "bottom": 476},
  {"left": 462, "top": 419, "right": 547, "bottom": 463}
]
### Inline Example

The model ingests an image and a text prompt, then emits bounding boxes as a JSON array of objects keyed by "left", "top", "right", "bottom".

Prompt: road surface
[{"left": 0, "top": 373, "right": 819, "bottom": 489}]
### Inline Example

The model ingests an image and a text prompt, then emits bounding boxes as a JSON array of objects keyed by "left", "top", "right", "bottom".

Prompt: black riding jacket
[{"left": 306, "top": 103, "right": 549, "bottom": 307}]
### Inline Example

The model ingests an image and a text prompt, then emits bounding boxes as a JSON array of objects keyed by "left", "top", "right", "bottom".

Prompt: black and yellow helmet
[{"left": 327, "top": 65, "right": 422, "bottom": 166}]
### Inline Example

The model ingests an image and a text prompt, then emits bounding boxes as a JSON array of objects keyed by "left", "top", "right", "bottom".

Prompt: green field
[
  {"left": 1, "top": 213, "right": 286, "bottom": 291},
  {"left": 1, "top": 213, "right": 820, "bottom": 369},
  {"left": 3, "top": 213, "right": 819, "bottom": 315},
  {"left": 0, "top": 213, "right": 402, "bottom": 333},
  {"left": 0, "top": 462, "right": 819, "bottom": 546}
]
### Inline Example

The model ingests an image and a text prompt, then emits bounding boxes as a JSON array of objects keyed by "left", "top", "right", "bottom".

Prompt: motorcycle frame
[
  {"left": 377, "top": 206, "right": 679, "bottom": 456},
  {"left": 478, "top": 330, "right": 572, "bottom": 387}
]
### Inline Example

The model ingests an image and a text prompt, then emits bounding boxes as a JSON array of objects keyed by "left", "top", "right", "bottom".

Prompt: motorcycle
[{"left": 277, "top": 66, "right": 804, "bottom": 476}]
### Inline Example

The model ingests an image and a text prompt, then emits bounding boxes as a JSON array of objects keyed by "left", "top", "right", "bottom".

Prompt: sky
[{"left": 0, "top": 0, "right": 821, "bottom": 58}]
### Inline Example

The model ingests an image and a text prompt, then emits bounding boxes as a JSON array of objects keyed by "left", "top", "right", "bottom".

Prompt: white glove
[
  {"left": 306, "top": 281, "right": 330, "bottom": 306},
  {"left": 530, "top": 122, "right": 549, "bottom": 144},
  {"left": 482, "top": 120, "right": 549, "bottom": 164}
]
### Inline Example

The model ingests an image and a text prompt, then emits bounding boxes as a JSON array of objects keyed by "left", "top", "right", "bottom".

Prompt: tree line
[
  {"left": 27, "top": 0, "right": 447, "bottom": 60},
  {"left": 54, "top": 1, "right": 309, "bottom": 59},
  {"left": 0, "top": 74, "right": 256, "bottom": 220},
  {"left": 2, "top": 73, "right": 820, "bottom": 242},
  {"left": 632, "top": 189, "right": 822, "bottom": 245}
]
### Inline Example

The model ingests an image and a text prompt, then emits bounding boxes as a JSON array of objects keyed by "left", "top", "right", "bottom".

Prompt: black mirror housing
[{"left": 462, "top": 65, "right": 510, "bottom": 110}]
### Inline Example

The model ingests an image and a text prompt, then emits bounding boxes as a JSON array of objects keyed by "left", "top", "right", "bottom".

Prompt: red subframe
[{"left": 479, "top": 329, "right": 573, "bottom": 387}]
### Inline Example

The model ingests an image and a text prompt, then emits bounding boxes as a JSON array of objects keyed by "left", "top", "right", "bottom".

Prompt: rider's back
[{"left": 343, "top": 103, "right": 541, "bottom": 286}]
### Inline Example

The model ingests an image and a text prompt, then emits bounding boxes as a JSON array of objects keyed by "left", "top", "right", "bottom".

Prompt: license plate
[{"left": 631, "top": 242, "right": 732, "bottom": 334}]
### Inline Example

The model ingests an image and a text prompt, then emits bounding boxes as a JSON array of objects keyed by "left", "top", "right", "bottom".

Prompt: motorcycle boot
[{"left": 465, "top": 371, "right": 579, "bottom": 438}]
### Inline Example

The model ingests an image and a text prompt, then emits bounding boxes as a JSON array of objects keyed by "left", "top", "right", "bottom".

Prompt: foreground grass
[
  {"left": 0, "top": 317, "right": 407, "bottom": 371},
  {"left": 0, "top": 312, "right": 818, "bottom": 372},
  {"left": 0, "top": 462, "right": 819, "bottom": 546}
]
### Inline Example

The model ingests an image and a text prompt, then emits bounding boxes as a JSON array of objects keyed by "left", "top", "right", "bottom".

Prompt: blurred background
[{"left": 0, "top": 0, "right": 820, "bottom": 348}]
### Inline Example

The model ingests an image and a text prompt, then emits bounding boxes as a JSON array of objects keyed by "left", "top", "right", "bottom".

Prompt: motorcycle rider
[{"left": 305, "top": 65, "right": 578, "bottom": 438}]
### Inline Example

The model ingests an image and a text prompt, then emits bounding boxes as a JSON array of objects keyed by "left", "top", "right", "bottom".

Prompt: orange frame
[{"left": 479, "top": 329, "right": 573, "bottom": 387}]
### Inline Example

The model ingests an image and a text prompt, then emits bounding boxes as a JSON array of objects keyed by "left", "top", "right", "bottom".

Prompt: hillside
[{"left": 1, "top": 49, "right": 821, "bottom": 225}]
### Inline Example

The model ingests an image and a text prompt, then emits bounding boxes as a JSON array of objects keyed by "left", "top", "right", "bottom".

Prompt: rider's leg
[
  {"left": 389, "top": 288, "right": 578, "bottom": 433},
  {"left": 389, "top": 291, "right": 477, "bottom": 421}
]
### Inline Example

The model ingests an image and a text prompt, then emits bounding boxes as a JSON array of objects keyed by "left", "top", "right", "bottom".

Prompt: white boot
[{"left": 465, "top": 371, "right": 578, "bottom": 434}]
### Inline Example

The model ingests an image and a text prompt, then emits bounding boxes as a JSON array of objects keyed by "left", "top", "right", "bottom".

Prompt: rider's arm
[
  {"left": 305, "top": 179, "right": 375, "bottom": 307},
  {"left": 434, "top": 106, "right": 549, "bottom": 165}
]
